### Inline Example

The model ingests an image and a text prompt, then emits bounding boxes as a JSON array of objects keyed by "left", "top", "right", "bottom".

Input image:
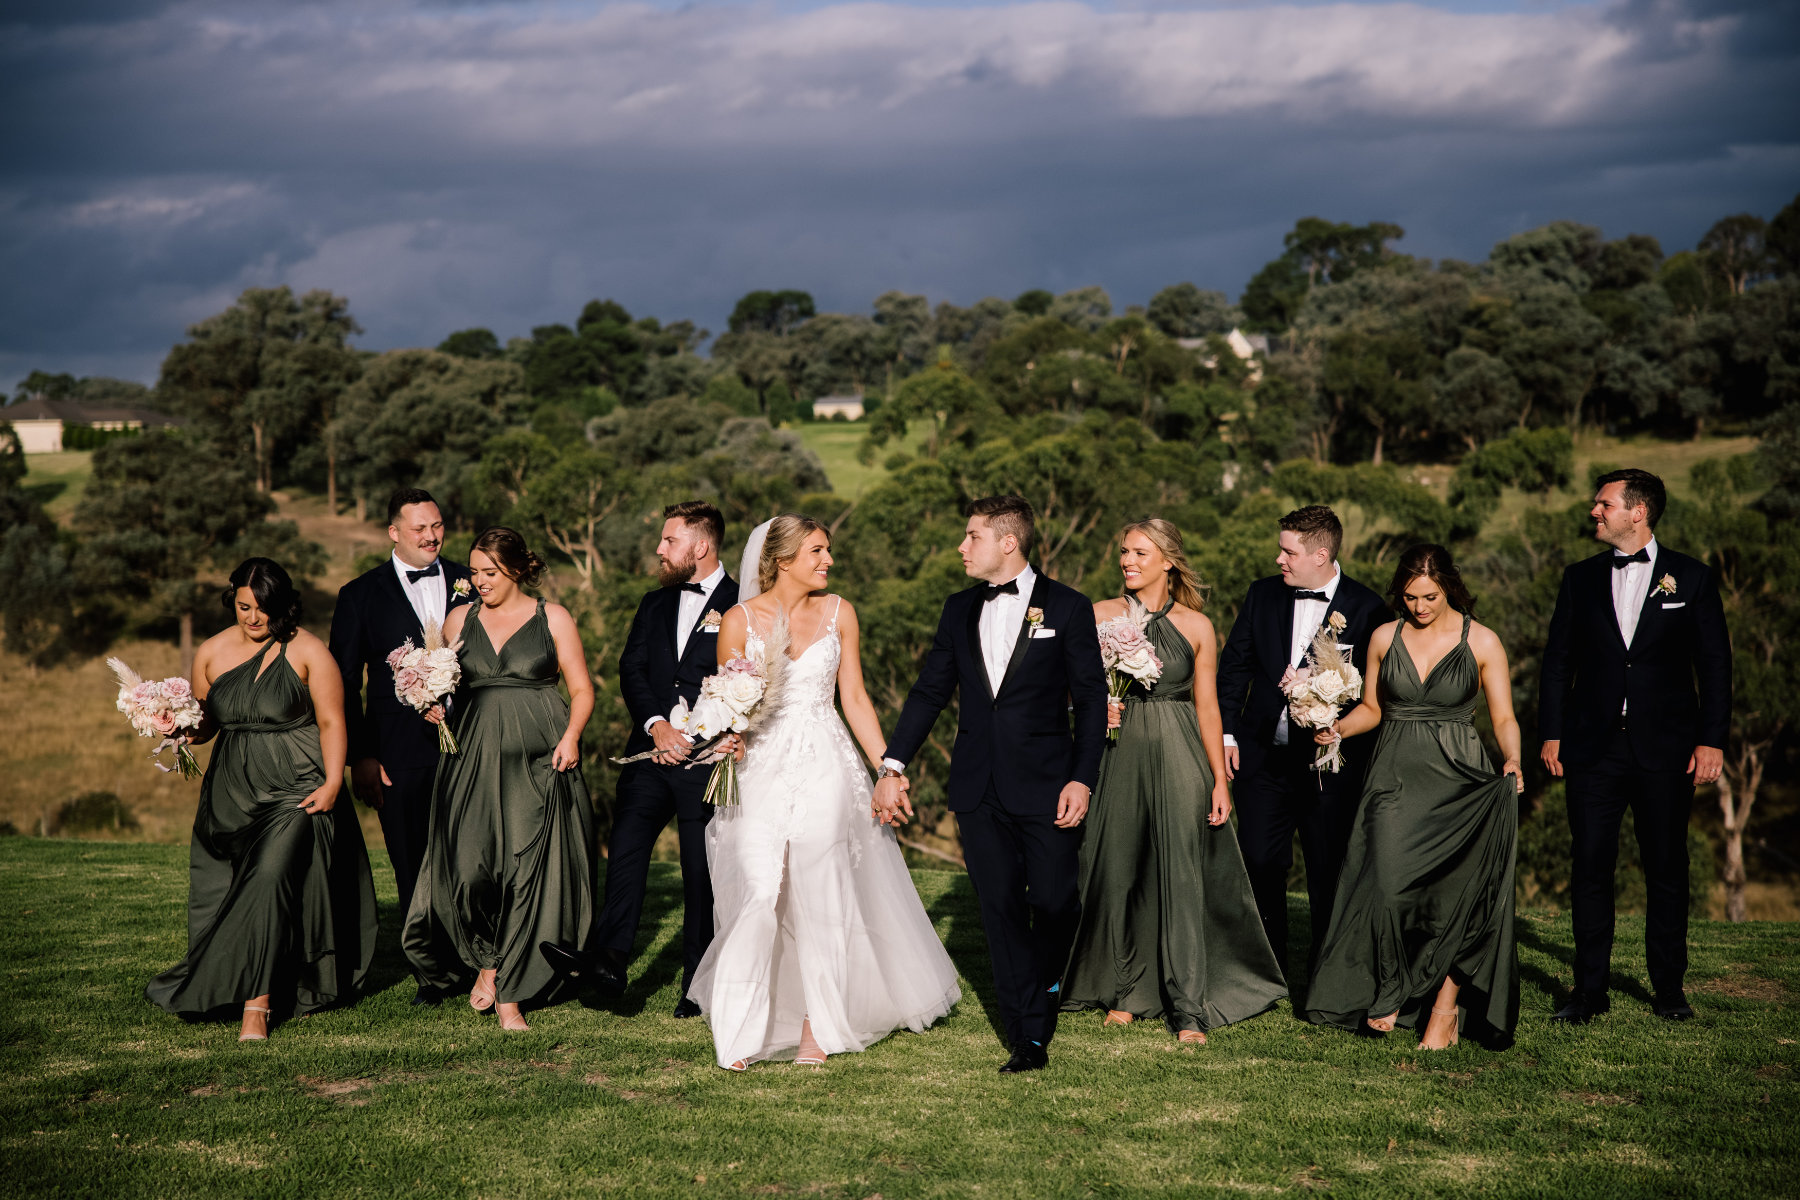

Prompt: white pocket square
[
  {"left": 1661, "top": 602, "right": 1685, "bottom": 609},
  {"left": 1029, "top": 628, "right": 1058, "bottom": 639}
]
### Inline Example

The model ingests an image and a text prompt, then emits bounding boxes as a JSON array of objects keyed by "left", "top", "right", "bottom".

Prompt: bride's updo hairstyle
[
  {"left": 223, "top": 558, "right": 303, "bottom": 642},
  {"left": 471, "top": 526, "right": 546, "bottom": 588},
  {"left": 758, "top": 513, "right": 830, "bottom": 593},
  {"left": 1387, "top": 543, "right": 1477, "bottom": 616},
  {"left": 1119, "top": 519, "right": 1209, "bottom": 611}
]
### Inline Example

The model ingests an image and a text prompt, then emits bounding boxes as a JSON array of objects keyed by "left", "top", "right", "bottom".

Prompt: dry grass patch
[
  {"left": 1560, "top": 1090, "right": 1641, "bottom": 1107},
  {"left": 1695, "top": 965, "right": 1788, "bottom": 1001}
]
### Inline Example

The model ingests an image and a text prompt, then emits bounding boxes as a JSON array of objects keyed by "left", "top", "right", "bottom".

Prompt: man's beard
[{"left": 658, "top": 557, "right": 697, "bottom": 588}]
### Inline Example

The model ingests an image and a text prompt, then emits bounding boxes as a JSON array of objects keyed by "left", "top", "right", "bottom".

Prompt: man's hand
[
  {"left": 1223, "top": 744, "right": 1239, "bottom": 781},
  {"left": 1689, "top": 745, "right": 1723, "bottom": 786},
  {"left": 872, "top": 775, "right": 913, "bottom": 826},
  {"left": 351, "top": 758, "right": 390, "bottom": 809},
  {"left": 1054, "top": 782, "right": 1090, "bottom": 829},
  {"left": 649, "top": 718, "right": 693, "bottom": 766},
  {"left": 1540, "top": 740, "right": 1563, "bottom": 778}
]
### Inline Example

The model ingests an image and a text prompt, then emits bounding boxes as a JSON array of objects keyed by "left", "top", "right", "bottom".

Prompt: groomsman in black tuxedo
[
  {"left": 543, "top": 501, "right": 736, "bottom": 1017},
  {"left": 876, "top": 496, "right": 1108, "bottom": 1074},
  {"left": 1216, "top": 505, "right": 1387, "bottom": 983},
  {"left": 1541, "top": 469, "right": 1730, "bottom": 1025},
  {"left": 328, "top": 488, "right": 473, "bottom": 981}
]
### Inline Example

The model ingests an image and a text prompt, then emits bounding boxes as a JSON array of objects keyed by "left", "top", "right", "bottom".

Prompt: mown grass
[{"left": 1, "top": 839, "right": 1795, "bottom": 1199}]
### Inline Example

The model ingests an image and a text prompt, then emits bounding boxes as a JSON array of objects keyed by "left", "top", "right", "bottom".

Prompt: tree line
[{"left": 2, "top": 198, "right": 1796, "bottom": 918}]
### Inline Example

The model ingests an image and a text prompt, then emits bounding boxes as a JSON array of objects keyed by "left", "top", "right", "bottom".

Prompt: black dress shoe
[
  {"left": 410, "top": 986, "right": 441, "bottom": 1007},
  {"left": 539, "top": 943, "right": 627, "bottom": 994},
  {"left": 1652, "top": 991, "right": 1695, "bottom": 1021},
  {"left": 1550, "top": 991, "right": 1611, "bottom": 1025},
  {"left": 998, "top": 1043, "right": 1048, "bottom": 1074},
  {"left": 671, "top": 997, "right": 703, "bottom": 1019}
]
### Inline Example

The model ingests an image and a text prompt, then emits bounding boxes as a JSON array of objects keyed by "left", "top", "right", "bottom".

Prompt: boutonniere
[
  {"left": 1327, "top": 611, "right": 1346, "bottom": 633},
  {"left": 452, "top": 579, "right": 472, "bottom": 600},
  {"left": 1654, "top": 574, "right": 1677, "bottom": 597},
  {"left": 703, "top": 610, "right": 723, "bottom": 630},
  {"left": 1026, "top": 607, "right": 1045, "bottom": 629}
]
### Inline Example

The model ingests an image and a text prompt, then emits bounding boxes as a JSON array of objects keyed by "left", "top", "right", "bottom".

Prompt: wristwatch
[{"left": 877, "top": 765, "right": 905, "bottom": 781}]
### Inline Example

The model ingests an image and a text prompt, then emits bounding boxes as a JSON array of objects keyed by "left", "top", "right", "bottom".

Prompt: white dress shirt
[
  {"left": 648, "top": 563, "right": 727, "bottom": 733},
  {"left": 884, "top": 565, "right": 1036, "bottom": 775},
  {"left": 1612, "top": 537, "right": 1657, "bottom": 714},
  {"left": 391, "top": 553, "right": 447, "bottom": 632}
]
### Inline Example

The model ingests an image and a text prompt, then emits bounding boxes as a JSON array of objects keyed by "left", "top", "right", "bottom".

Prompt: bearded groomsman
[
  {"left": 1216, "top": 505, "right": 1387, "bottom": 985},
  {"left": 329, "top": 488, "right": 473, "bottom": 997},
  {"left": 1541, "top": 469, "right": 1730, "bottom": 1025},
  {"left": 543, "top": 501, "right": 736, "bottom": 1017}
]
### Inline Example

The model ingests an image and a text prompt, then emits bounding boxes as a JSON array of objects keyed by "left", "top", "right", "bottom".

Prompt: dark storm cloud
[{"left": 2, "top": 0, "right": 1795, "bottom": 387}]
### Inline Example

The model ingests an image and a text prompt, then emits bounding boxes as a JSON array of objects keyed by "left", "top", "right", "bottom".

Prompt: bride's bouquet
[
  {"left": 1097, "top": 601, "right": 1164, "bottom": 742},
  {"left": 389, "top": 620, "right": 463, "bottom": 754},
  {"left": 106, "top": 658, "right": 204, "bottom": 779},
  {"left": 1282, "top": 625, "right": 1363, "bottom": 773},
  {"left": 611, "top": 618, "right": 789, "bottom": 806}
]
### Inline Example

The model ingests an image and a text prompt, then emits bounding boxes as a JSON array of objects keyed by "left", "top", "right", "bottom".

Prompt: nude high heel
[
  {"left": 239, "top": 1004, "right": 270, "bottom": 1042},
  {"left": 1422, "top": 1005, "right": 1460, "bottom": 1050}
]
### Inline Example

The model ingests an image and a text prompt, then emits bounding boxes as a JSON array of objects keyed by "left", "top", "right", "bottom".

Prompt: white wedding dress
[{"left": 687, "top": 597, "right": 962, "bottom": 1068}]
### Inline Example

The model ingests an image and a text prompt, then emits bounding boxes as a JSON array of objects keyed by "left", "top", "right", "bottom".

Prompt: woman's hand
[
  {"left": 552, "top": 734, "right": 581, "bottom": 772},
  {"left": 1502, "top": 758, "right": 1524, "bottom": 793},
  {"left": 424, "top": 704, "right": 446, "bottom": 726},
  {"left": 720, "top": 733, "right": 746, "bottom": 764},
  {"left": 297, "top": 784, "right": 339, "bottom": 815},
  {"left": 1208, "top": 782, "right": 1232, "bottom": 827},
  {"left": 1313, "top": 722, "right": 1341, "bottom": 746},
  {"left": 1106, "top": 698, "right": 1123, "bottom": 730}
]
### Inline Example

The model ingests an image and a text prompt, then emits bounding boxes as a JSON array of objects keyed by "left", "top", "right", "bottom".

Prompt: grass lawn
[
  {"left": 19, "top": 449, "right": 94, "bottom": 523},
  {"left": 793, "top": 420, "right": 926, "bottom": 499},
  {"left": 2, "top": 840, "right": 1795, "bottom": 1199}
]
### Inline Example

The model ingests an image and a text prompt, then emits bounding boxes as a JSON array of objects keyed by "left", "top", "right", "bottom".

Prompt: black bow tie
[
  {"left": 1613, "top": 549, "right": 1650, "bottom": 568},
  {"left": 983, "top": 579, "right": 1020, "bottom": 602},
  {"left": 405, "top": 563, "right": 440, "bottom": 584},
  {"left": 1291, "top": 589, "right": 1328, "bottom": 602},
  {"left": 679, "top": 582, "right": 706, "bottom": 594}
]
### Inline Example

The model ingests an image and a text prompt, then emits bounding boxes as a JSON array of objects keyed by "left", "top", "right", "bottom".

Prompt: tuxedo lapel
[
  {"left": 675, "top": 576, "right": 735, "bottom": 670},
  {"left": 376, "top": 561, "right": 425, "bottom": 640},
  {"left": 1630, "top": 554, "right": 1679, "bottom": 647},
  {"left": 995, "top": 575, "right": 1049, "bottom": 699},
  {"left": 1269, "top": 584, "right": 1299, "bottom": 672},
  {"left": 965, "top": 591, "right": 995, "bottom": 704}
]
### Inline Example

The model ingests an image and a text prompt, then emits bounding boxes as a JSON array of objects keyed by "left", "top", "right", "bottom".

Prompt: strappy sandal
[
  {"left": 795, "top": 1021, "right": 827, "bottom": 1066},
  {"left": 1421, "top": 1005, "right": 1459, "bottom": 1050},
  {"left": 1102, "top": 1010, "right": 1135, "bottom": 1027},
  {"left": 1365, "top": 1011, "right": 1399, "bottom": 1034},
  {"left": 725, "top": 1060, "right": 748, "bottom": 1072},
  {"left": 470, "top": 971, "right": 496, "bottom": 1013},
  {"left": 498, "top": 1007, "right": 531, "bottom": 1033},
  {"left": 1176, "top": 1029, "right": 1207, "bottom": 1045},
  {"left": 239, "top": 1004, "right": 270, "bottom": 1042}
]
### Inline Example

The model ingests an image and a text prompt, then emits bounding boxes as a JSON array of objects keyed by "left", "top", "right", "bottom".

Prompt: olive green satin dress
[
  {"left": 147, "top": 640, "right": 377, "bottom": 1018},
  {"left": 1305, "top": 614, "right": 1519, "bottom": 1042},
  {"left": 403, "top": 599, "right": 596, "bottom": 1005},
  {"left": 1061, "top": 601, "right": 1287, "bottom": 1033}
]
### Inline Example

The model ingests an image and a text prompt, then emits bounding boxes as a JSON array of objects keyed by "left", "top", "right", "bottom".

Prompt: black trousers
[
  {"left": 376, "top": 764, "right": 436, "bottom": 918},
  {"left": 955, "top": 787, "right": 1083, "bottom": 1049},
  {"left": 1566, "top": 724, "right": 1694, "bottom": 997},
  {"left": 593, "top": 761, "right": 715, "bottom": 990},
  {"left": 1232, "top": 738, "right": 1361, "bottom": 979}
]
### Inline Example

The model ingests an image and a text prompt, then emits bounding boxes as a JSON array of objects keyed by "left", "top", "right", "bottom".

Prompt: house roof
[{"left": 4, "top": 396, "right": 180, "bottom": 426}]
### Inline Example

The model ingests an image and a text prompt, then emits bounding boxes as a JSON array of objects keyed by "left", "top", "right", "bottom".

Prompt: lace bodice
[{"left": 742, "top": 597, "right": 843, "bottom": 722}]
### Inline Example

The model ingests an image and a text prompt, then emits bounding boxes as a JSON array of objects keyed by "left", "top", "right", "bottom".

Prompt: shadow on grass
[{"left": 926, "top": 871, "right": 1024, "bottom": 1050}]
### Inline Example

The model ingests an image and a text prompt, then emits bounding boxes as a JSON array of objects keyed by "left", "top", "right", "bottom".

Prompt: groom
[
  {"left": 329, "top": 487, "right": 473, "bottom": 973},
  {"left": 1541, "top": 469, "right": 1730, "bottom": 1025},
  {"left": 1215, "top": 505, "right": 1386, "bottom": 984},
  {"left": 876, "top": 495, "right": 1107, "bottom": 1074},
  {"left": 543, "top": 501, "right": 735, "bottom": 1017}
]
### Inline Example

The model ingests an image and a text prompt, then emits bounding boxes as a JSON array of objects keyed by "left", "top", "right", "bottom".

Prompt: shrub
[{"left": 53, "top": 791, "right": 140, "bottom": 835}]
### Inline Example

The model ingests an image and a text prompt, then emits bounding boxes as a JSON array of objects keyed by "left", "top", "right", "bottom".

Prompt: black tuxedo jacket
[
  {"left": 1538, "top": 546, "right": 1731, "bottom": 771},
  {"left": 1216, "top": 571, "right": 1389, "bottom": 746},
  {"left": 618, "top": 575, "right": 741, "bottom": 759},
  {"left": 884, "top": 573, "right": 1108, "bottom": 815},
  {"left": 328, "top": 557, "right": 474, "bottom": 773}
]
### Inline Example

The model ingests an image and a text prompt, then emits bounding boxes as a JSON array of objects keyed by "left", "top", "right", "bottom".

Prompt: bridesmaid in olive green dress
[
  {"left": 147, "top": 558, "right": 377, "bottom": 1042},
  {"left": 404, "top": 527, "right": 597, "bottom": 1032},
  {"left": 1304, "top": 544, "right": 1523, "bottom": 1050},
  {"left": 1062, "top": 520, "right": 1286, "bottom": 1042}
]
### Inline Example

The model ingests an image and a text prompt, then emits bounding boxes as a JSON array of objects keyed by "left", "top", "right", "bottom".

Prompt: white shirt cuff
[
  {"left": 881, "top": 758, "right": 907, "bottom": 775},
  {"left": 645, "top": 716, "right": 667, "bottom": 734},
  {"left": 1222, "top": 734, "right": 1237, "bottom": 749}
]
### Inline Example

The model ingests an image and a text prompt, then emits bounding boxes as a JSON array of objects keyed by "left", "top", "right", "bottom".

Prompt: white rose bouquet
[
  {"left": 1097, "top": 600, "right": 1164, "bottom": 743},
  {"left": 1282, "top": 625, "right": 1363, "bottom": 773},
  {"left": 107, "top": 658, "right": 204, "bottom": 779},
  {"left": 389, "top": 620, "right": 463, "bottom": 754}
]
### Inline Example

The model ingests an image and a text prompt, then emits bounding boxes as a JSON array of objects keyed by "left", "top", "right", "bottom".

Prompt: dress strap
[
  {"left": 735, "top": 602, "right": 762, "bottom": 641},
  {"left": 1459, "top": 611, "right": 1472, "bottom": 644},
  {"left": 828, "top": 594, "right": 844, "bottom": 631}
]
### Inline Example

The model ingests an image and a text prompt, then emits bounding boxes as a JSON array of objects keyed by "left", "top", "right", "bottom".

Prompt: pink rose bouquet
[
  {"left": 390, "top": 620, "right": 463, "bottom": 754},
  {"left": 1097, "top": 605, "right": 1164, "bottom": 742},
  {"left": 106, "top": 657, "right": 204, "bottom": 779}
]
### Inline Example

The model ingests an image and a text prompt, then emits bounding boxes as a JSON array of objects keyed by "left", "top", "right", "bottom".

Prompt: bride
[{"left": 688, "top": 513, "right": 961, "bottom": 1070}]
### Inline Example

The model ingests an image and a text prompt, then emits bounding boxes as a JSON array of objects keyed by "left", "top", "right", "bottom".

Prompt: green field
[
  {"left": 794, "top": 419, "right": 928, "bottom": 499},
  {"left": 2, "top": 838, "right": 1795, "bottom": 1199}
]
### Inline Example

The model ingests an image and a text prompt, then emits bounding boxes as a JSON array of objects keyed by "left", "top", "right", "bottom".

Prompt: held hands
[
  {"left": 297, "top": 784, "right": 338, "bottom": 815},
  {"left": 552, "top": 734, "right": 581, "bottom": 772},
  {"left": 1054, "top": 782, "right": 1090, "bottom": 829},
  {"left": 871, "top": 775, "right": 912, "bottom": 826},
  {"left": 649, "top": 718, "right": 694, "bottom": 766},
  {"left": 1208, "top": 782, "right": 1231, "bottom": 827}
]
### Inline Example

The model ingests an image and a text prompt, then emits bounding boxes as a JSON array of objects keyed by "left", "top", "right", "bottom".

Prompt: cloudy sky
[{"left": 3, "top": 0, "right": 1796, "bottom": 389}]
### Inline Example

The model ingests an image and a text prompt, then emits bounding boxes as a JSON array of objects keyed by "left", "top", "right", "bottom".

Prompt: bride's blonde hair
[
  {"left": 758, "top": 513, "right": 831, "bottom": 593},
  {"left": 1119, "top": 518, "right": 1208, "bottom": 612}
]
